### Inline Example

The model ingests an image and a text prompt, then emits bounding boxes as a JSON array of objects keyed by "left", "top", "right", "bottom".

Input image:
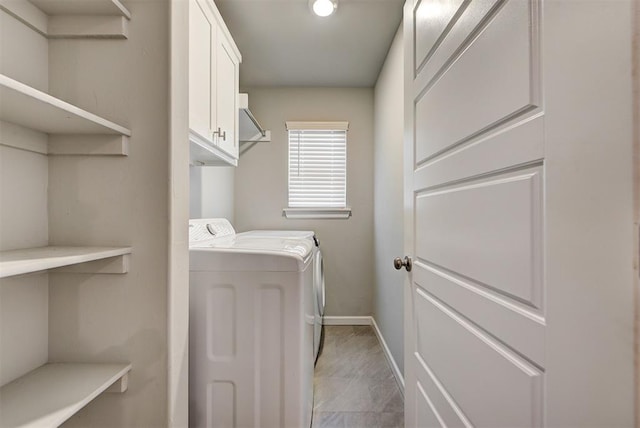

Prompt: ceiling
[{"left": 215, "top": 0, "right": 404, "bottom": 88}]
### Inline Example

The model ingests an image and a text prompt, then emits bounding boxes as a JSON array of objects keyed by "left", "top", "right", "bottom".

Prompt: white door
[
  {"left": 189, "top": 0, "right": 216, "bottom": 139},
  {"left": 215, "top": 29, "right": 238, "bottom": 159},
  {"left": 402, "top": 0, "right": 635, "bottom": 426}
]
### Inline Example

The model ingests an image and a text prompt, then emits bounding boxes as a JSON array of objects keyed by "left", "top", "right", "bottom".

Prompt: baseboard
[
  {"left": 322, "top": 316, "right": 372, "bottom": 326},
  {"left": 322, "top": 315, "right": 405, "bottom": 397},
  {"left": 371, "top": 317, "right": 405, "bottom": 398}
]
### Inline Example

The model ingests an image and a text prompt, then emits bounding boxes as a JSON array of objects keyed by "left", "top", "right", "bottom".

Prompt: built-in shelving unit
[
  {"left": 0, "top": 74, "right": 131, "bottom": 155},
  {"left": 0, "top": 0, "right": 135, "bottom": 423},
  {"left": 28, "top": 0, "right": 131, "bottom": 18},
  {"left": 0, "top": 75, "right": 131, "bottom": 136},
  {"left": 0, "top": 246, "right": 132, "bottom": 278},
  {"left": 0, "top": 0, "right": 131, "bottom": 38},
  {"left": 0, "top": 363, "right": 132, "bottom": 428}
]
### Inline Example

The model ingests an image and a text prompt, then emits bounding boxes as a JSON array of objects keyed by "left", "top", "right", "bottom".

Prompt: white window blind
[{"left": 287, "top": 122, "right": 348, "bottom": 208}]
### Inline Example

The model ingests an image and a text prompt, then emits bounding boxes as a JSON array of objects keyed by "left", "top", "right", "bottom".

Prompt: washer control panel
[{"left": 189, "top": 218, "right": 236, "bottom": 242}]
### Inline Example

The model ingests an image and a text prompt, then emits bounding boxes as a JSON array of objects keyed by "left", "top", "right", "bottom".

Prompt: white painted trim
[
  {"left": 371, "top": 317, "right": 405, "bottom": 397},
  {"left": 285, "top": 121, "right": 349, "bottom": 131},
  {"left": 322, "top": 316, "right": 371, "bottom": 326},
  {"left": 283, "top": 208, "right": 352, "bottom": 219},
  {"left": 322, "top": 316, "right": 405, "bottom": 397}
]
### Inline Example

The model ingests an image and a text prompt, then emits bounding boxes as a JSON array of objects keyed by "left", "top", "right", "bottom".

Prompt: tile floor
[{"left": 312, "top": 325, "right": 404, "bottom": 428}]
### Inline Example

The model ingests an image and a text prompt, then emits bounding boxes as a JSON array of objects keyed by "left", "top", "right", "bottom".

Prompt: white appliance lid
[
  {"left": 191, "top": 235, "right": 310, "bottom": 256},
  {"left": 190, "top": 235, "right": 313, "bottom": 272},
  {"left": 237, "top": 230, "right": 315, "bottom": 240}
]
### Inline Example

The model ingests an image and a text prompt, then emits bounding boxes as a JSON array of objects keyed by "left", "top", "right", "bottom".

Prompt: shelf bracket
[
  {"left": 51, "top": 254, "right": 130, "bottom": 275},
  {"left": 49, "top": 135, "right": 129, "bottom": 156},
  {"left": 106, "top": 372, "right": 129, "bottom": 393},
  {"left": 239, "top": 130, "right": 271, "bottom": 156}
]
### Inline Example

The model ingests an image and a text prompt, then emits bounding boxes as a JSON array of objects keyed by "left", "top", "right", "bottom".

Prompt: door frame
[{"left": 634, "top": 1, "right": 640, "bottom": 423}]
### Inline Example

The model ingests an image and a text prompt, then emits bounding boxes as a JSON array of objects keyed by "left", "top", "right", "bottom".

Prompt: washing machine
[
  {"left": 189, "top": 219, "right": 314, "bottom": 428},
  {"left": 237, "top": 229, "right": 325, "bottom": 363}
]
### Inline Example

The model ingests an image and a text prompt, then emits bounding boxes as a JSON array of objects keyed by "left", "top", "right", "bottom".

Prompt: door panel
[
  {"left": 414, "top": 115, "right": 544, "bottom": 190},
  {"left": 215, "top": 31, "right": 238, "bottom": 158},
  {"left": 189, "top": 0, "right": 214, "bottom": 138},
  {"left": 413, "top": 264, "right": 544, "bottom": 367},
  {"left": 415, "top": 167, "right": 543, "bottom": 308},
  {"left": 404, "top": 0, "right": 635, "bottom": 425},
  {"left": 415, "top": 354, "right": 470, "bottom": 427},
  {"left": 415, "top": 0, "right": 502, "bottom": 86},
  {"left": 414, "top": 0, "right": 467, "bottom": 69},
  {"left": 415, "top": 288, "right": 543, "bottom": 427},
  {"left": 415, "top": 382, "right": 446, "bottom": 428},
  {"left": 415, "top": 0, "right": 538, "bottom": 163}
]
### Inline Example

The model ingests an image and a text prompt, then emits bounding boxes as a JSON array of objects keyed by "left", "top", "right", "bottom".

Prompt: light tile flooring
[{"left": 312, "top": 326, "right": 404, "bottom": 428}]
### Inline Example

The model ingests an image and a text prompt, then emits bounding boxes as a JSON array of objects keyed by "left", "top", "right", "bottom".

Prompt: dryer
[
  {"left": 189, "top": 219, "right": 314, "bottom": 428},
  {"left": 237, "top": 229, "right": 325, "bottom": 362}
]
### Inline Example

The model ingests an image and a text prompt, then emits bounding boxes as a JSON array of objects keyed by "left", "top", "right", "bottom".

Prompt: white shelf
[
  {"left": 29, "top": 0, "right": 131, "bottom": 19},
  {"left": 0, "top": 246, "right": 132, "bottom": 278},
  {"left": 0, "top": 75, "right": 131, "bottom": 136},
  {"left": 0, "top": 363, "right": 131, "bottom": 428}
]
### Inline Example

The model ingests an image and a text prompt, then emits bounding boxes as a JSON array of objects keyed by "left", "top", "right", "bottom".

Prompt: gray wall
[
  {"left": 373, "top": 26, "right": 404, "bottom": 374},
  {"left": 234, "top": 87, "right": 374, "bottom": 316},
  {"left": 190, "top": 166, "right": 235, "bottom": 221}
]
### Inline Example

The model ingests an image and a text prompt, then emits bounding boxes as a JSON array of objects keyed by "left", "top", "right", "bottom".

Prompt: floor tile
[{"left": 312, "top": 325, "right": 404, "bottom": 428}]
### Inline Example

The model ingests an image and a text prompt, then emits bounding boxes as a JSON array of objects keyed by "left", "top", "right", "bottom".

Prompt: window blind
[{"left": 288, "top": 125, "right": 347, "bottom": 208}]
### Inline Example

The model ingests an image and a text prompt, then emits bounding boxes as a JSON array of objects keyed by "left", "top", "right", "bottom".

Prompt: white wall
[
  {"left": 373, "top": 26, "right": 404, "bottom": 375},
  {"left": 190, "top": 166, "right": 235, "bottom": 221},
  {"left": 234, "top": 87, "right": 374, "bottom": 316}
]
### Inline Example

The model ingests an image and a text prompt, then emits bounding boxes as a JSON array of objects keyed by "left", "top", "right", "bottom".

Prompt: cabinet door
[
  {"left": 215, "top": 28, "right": 238, "bottom": 159},
  {"left": 189, "top": 0, "right": 216, "bottom": 140}
]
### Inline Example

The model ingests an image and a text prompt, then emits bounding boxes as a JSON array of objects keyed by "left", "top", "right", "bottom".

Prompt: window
[{"left": 284, "top": 121, "right": 351, "bottom": 219}]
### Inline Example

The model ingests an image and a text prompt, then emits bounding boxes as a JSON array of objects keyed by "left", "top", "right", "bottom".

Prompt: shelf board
[
  {"left": 0, "top": 246, "right": 132, "bottom": 278},
  {"left": 0, "top": 75, "right": 131, "bottom": 136},
  {"left": 28, "top": 0, "right": 131, "bottom": 19},
  {"left": 0, "top": 0, "right": 130, "bottom": 38},
  {"left": 0, "top": 363, "right": 131, "bottom": 428}
]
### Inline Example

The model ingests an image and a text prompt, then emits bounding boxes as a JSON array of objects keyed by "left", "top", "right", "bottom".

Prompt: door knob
[{"left": 393, "top": 256, "right": 412, "bottom": 272}]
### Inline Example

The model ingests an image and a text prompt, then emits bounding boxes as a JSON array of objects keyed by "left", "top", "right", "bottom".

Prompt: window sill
[{"left": 283, "top": 208, "right": 352, "bottom": 219}]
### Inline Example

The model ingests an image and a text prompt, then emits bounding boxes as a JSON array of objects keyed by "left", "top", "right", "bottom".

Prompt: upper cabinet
[{"left": 189, "top": 0, "right": 241, "bottom": 167}]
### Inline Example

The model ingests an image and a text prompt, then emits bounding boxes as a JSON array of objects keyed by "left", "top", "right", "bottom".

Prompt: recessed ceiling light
[{"left": 311, "top": 0, "right": 337, "bottom": 17}]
